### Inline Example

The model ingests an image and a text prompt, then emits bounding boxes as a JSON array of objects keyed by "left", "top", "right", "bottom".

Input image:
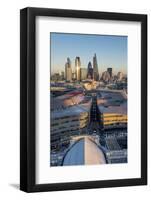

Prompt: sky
[{"left": 50, "top": 33, "right": 127, "bottom": 75}]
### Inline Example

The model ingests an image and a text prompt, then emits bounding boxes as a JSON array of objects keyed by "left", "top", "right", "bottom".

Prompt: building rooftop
[
  {"left": 51, "top": 101, "right": 91, "bottom": 119},
  {"left": 98, "top": 102, "right": 127, "bottom": 115},
  {"left": 51, "top": 92, "right": 85, "bottom": 110},
  {"left": 97, "top": 90, "right": 127, "bottom": 115}
]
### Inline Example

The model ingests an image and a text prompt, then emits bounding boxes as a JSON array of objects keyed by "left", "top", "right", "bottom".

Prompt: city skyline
[
  {"left": 50, "top": 32, "right": 127, "bottom": 166},
  {"left": 50, "top": 33, "right": 127, "bottom": 75}
]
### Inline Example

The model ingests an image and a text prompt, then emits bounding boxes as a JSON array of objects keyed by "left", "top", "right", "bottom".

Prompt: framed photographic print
[{"left": 20, "top": 7, "right": 147, "bottom": 192}]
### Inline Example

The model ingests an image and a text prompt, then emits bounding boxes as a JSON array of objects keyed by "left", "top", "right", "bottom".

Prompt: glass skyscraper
[
  {"left": 75, "top": 56, "right": 81, "bottom": 81},
  {"left": 93, "top": 53, "right": 99, "bottom": 81},
  {"left": 87, "top": 61, "right": 93, "bottom": 79},
  {"left": 65, "top": 57, "right": 72, "bottom": 81}
]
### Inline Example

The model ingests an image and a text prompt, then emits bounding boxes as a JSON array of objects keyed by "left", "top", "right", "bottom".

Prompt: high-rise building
[
  {"left": 93, "top": 53, "right": 99, "bottom": 81},
  {"left": 65, "top": 58, "right": 72, "bottom": 81},
  {"left": 87, "top": 62, "right": 93, "bottom": 79},
  {"left": 107, "top": 68, "right": 112, "bottom": 78},
  {"left": 80, "top": 68, "right": 87, "bottom": 80},
  {"left": 117, "top": 72, "right": 123, "bottom": 81},
  {"left": 75, "top": 56, "right": 81, "bottom": 81}
]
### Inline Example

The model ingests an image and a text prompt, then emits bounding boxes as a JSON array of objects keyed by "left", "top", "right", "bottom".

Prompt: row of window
[
  {"left": 51, "top": 114, "right": 88, "bottom": 126},
  {"left": 51, "top": 119, "right": 88, "bottom": 133},
  {"left": 103, "top": 119, "right": 127, "bottom": 123},
  {"left": 101, "top": 114, "right": 127, "bottom": 118},
  {"left": 51, "top": 124, "right": 87, "bottom": 140}
]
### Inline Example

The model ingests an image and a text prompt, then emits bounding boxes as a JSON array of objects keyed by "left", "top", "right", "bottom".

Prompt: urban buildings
[
  {"left": 97, "top": 90, "right": 127, "bottom": 164},
  {"left": 101, "top": 68, "right": 126, "bottom": 85},
  {"left": 54, "top": 54, "right": 101, "bottom": 82},
  {"left": 97, "top": 90, "right": 127, "bottom": 130},
  {"left": 50, "top": 85, "right": 127, "bottom": 166},
  {"left": 51, "top": 107, "right": 90, "bottom": 150},
  {"left": 50, "top": 32, "right": 128, "bottom": 166},
  {"left": 50, "top": 55, "right": 127, "bottom": 166},
  {"left": 50, "top": 90, "right": 92, "bottom": 152}
]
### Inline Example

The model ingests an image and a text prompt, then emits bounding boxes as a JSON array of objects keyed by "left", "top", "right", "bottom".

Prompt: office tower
[
  {"left": 80, "top": 68, "right": 87, "bottom": 80},
  {"left": 75, "top": 56, "right": 81, "bottom": 81},
  {"left": 65, "top": 58, "right": 72, "bottom": 81},
  {"left": 107, "top": 68, "right": 112, "bottom": 78},
  {"left": 93, "top": 53, "right": 99, "bottom": 81},
  {"left": 117, "top": 72, "right": 123, "bottom": 81},
  {"left": 87, "top": 62, "right": 93, "bottom": 79},
  {"left": 102, "top": 71, "right": 110, "bottom": 82}
]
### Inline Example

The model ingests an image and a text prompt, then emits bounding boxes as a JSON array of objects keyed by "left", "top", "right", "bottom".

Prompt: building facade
[
  {"left": 100, "top": 113, "right": 127, "bottom": 130},
  {"left": 75, "top": 56, "right": 81, "bottom": 81},
  {"left": 80, "top": 68, "right": 87, "bottom": 80},
  {"left": 65, "top": 57, "right": 72, "bottom": 81},
  {"left": 97, "top": 91, "right": 127, "bottom": 130},
  {"left": 87, "top": 61, "right": 93, "bottom": 79},
  {"left": 51, "top": 108, "right": 90, "bottom": 151},
  {"left": 93, "top": 53, "right": 99, "bottom": 81}
]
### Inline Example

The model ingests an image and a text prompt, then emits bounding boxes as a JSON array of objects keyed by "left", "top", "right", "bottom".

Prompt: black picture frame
[{"left": 20, "top": 7, "right": 147, "bottom": 192}]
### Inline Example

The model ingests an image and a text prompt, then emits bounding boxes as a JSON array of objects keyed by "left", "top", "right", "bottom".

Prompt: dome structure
[{"left": 62, "top": 136, "right": 106, "bottom": 166}]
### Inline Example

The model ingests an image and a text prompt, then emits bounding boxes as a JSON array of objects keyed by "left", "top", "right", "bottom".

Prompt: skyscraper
[
  {"left": 80, "top": 68, "right": 87, "bottom": 80},
  {"left": 87, "top": 61, "right": 93, "bottom": 79},
  {"left": 107, "top": 68, "right": 112, "bottom": 78},
  {"left": 93, "top": 53, "right": 99, "bottom": 81},
  {"left": 75, "top": 56, "right": 81, "bottom": 81},
  {"left": 65, "top": 58, "right": 72, "bottom": 81}
]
